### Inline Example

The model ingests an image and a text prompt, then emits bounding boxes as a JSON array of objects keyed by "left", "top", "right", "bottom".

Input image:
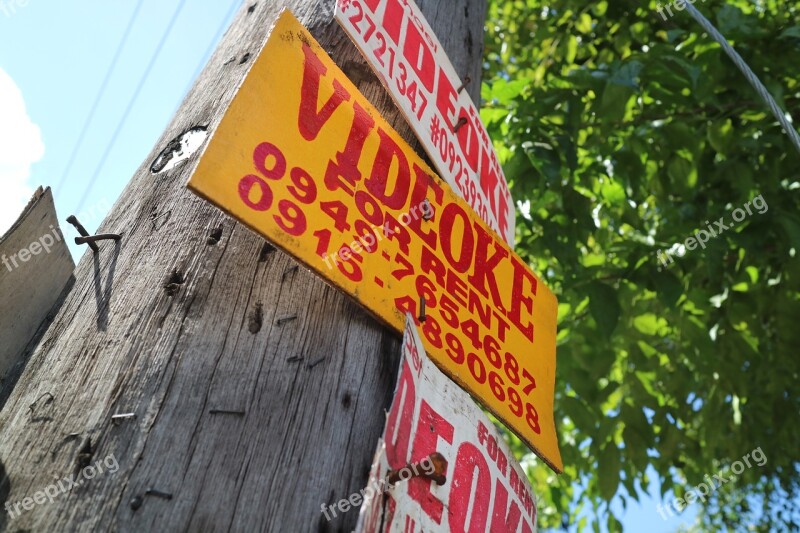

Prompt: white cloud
[{"left": 0, "top": 68, "right": 44, "bottom": 236}]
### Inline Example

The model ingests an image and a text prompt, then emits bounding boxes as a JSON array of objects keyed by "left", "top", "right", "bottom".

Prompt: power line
[
  {"left": 74, "top": 0, "right": 189, "bottom": 214},
  {"left": 181, "top": 0, "right": 240, "bottom": 102},
  {"left": 165, "top": 0, "right": 239, "bottom": 121},
  {"left": 683, "top": 2, "right": 800, "bottom": 155},
  {"left": 55, "top": 0, "right": 145, "bottom": 194}
]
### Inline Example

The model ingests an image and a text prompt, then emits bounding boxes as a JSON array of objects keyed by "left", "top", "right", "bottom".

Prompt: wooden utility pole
[{"left": 0, "top": 1, "right": 487, "bottom": 531}]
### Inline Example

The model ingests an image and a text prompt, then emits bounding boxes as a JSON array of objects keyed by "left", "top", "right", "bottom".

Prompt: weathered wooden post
[{"left": 0, "top": 1, "right": 487, "bottom": 531}]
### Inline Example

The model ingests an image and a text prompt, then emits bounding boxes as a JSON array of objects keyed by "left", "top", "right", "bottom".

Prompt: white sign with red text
[
  {"left": 335, "top": 0, "right": 516, "bottom": 245},
  {"left": 356, "top": 314, "right": 538, "bottom": 533}
]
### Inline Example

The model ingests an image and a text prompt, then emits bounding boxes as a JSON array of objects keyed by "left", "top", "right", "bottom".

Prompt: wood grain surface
[{"left": 0, "top": 1, "right": 486, "bottom": 531}]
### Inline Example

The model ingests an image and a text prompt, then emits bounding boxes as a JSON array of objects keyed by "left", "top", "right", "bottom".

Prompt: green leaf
[
  {"left": 575, "top": 12, "right": 593, "bottom": 34},
  {"left": 586, "top": 281, "right": 622, "bottom": 336},
  {"left": 600, "top": 83, "right": 634, "bottom": 121},
  {"left": 667, "top": 155, "right": 697, "bottom": 194},
  {"left": 623, "top": 425, "right": 649, "bottom": 472},
  {"left": 522, "top": 141, "right": 562, "bottom": 186},
  {"left": 600, "top": 180, "right": 626, "bottom": 205},
  {"left": 598, "top": 444, "right": 621, "bottom": 502},
  {"left": 634, "top": 371, "right": 658, "bottom": 396},
  {"left": 779, "top": 212, "right": 800, "bottom": 251},
  {"left": 608, "top": 61, "right": 643, "bottom": 89},
  {"left": 707, "top": 119, "right": 734, "bottom": 154},
  {"left": 717, "top": 5, "right": 748, "bottom": 35},
  {"left": 563, "top": 395, "right": 596, "bottom": 430},
  {"left": 636, "top": 341, "right": 657, "bottom": 358},
  {"left": 632, "top": 313, "right": 667, "bottom": 336},
  {"left": 564, "top": 35, "right": 578, "bottom": 64},
  {"left": 745, "top": 266, "right": 759, "bottom": 283},
  {"left": 652, "top": 270, "right": 683, "bottom": 307},
  {"left": 606, "top": 514, "right": 623, "bottom": 533},
  {"left": 491, "top": 79, "right": 527, "bottom": 105},
  {"left": 779, "top": 26, "right": 800, "bottom": 39}
]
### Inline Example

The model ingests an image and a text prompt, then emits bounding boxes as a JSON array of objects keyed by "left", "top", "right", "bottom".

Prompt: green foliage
[{"left": 483, "top": 0, "right": 800, "bottom": 530}]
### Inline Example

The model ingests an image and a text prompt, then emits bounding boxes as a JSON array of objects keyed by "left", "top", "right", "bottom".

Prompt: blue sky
[
  {"left": 0, "top": 1, "right": 700, "bottom": 531},
  {"left": 0, "top": 0, "right": 238, "bottom": 254}
]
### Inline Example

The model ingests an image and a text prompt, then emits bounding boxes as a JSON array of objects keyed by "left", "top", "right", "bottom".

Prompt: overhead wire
[
  {"left": 179, "top": 0, "right": 240, "bottom": 103},
  {"left": 683, "top": 2, "right": 800, "bottom": 155},
  {"left": 55, "top": 0, "right": 146, "bottom": 193},
  {"left": 67, "top": 1, "right": 800, "bottom": 217},
  {"left": 74, "top": 0, "right": 189, "bottom": 214}
]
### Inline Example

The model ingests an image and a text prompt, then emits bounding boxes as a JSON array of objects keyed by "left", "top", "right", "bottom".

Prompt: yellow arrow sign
[{"left": 188, "top": 9, "right": 562, "bottom": 472}]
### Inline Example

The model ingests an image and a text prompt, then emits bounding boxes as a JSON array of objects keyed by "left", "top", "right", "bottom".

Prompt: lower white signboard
[{"left": 355, "top": 314, "right": 538, "bottom": 533}]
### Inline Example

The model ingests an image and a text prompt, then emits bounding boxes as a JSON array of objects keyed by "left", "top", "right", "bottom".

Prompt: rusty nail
[
  {"left": 151, "top": 210, "right": 169, "bottom": 230},
  {"left": 145, "top": 488, "right": 173, "bottom": 500},
  {"left": 456, "top": 76, "right": 471, "bottom": 93},
  {"left": 386, "top": 452, "right": 448, "bottom": 486},
  {"left": 452, "top": 117, "right": 468, "bottom": 133},
  {"left": 76, "top": 438, "right": 93, "bottom": 471},
  {"left": 282, "top": 265, "right": 299, "bottom": 280},
  {"left": 419, "top": 297, "right": 427, "bottom": 323},
  {"left": 66, "top": 215, "right": 99, "bottom": 252},
  {"left": 209, "top": 409, "right": 245, "bottom": 416},
  {"left": 111, "top": 413, "right": 137, "bottom": 424},
  {"left": 277, "top": 315, "right": 298, "bottom": 326},
  {"left": 307, "top": 356, "right": 326, "bottom": 369},
  {"left": 130, "top": 495, "right": 144, "bottom": 511},
  {"left": 29, "top": 392, "right": 54, "bottom": 411},
  {"left": 75, "top": 233, "right": 122, "bottom": 247}
]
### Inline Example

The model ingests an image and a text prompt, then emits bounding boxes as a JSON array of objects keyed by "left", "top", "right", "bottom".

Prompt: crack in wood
[
  {"left": 258, "top": 242, "right": 276, "bottom": 262},
  {"left": 248, "top": 303, "right": 263, "bottom": 334},
  {"left": 164, "top": 270, "right": 186, "bottom": 297},
  {"left": 207, "top": 225, "right": 224, "bottom": 245}
]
